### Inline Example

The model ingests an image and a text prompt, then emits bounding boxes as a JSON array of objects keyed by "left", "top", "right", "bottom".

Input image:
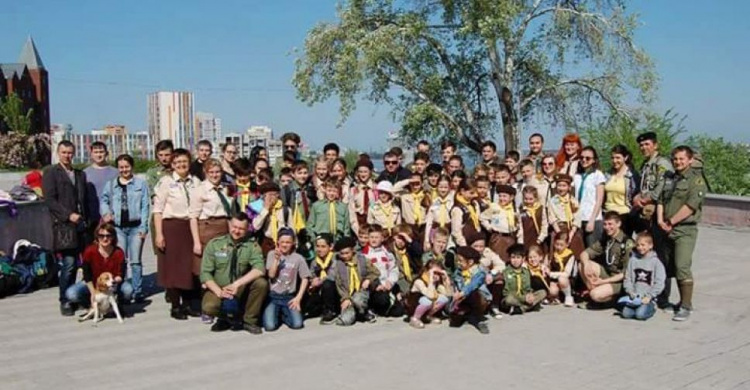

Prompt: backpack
[{"left": 11, "top": 241, "right": 59, "bottom": 292}]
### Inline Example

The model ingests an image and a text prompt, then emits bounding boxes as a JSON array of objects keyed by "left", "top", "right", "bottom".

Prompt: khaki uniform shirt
[
  {"left": 400, "top": 191, "right": 429, "bottom": 226},
  {"left": 660, "top": 167, "right": 708, "bottom": 226},
  {"left": 479, "top": 203, "right": 519, "bottom": 234},
  {"left": 348, "top": 180, "right": 375, "bottom": 232},
  {"left": 640, "top": 154, "right": 674, "bottom": 202},
  {"left": 584, "top": 231, "right": 634, "bottom": 276},
  {"left": 547, "top": 194, "right": 582, "bottom": 229},
  {"left": 367, "top": 201, "right": 402, "bottom": 232},
  {"left": 188, "top": 180, "right": 231, "bottom": 220},
  {"left": 423, "top": 195, "right": 454, "bottom": 248},
  {"left": 152, "top": 173, "right": 200, "bottom": 219}
]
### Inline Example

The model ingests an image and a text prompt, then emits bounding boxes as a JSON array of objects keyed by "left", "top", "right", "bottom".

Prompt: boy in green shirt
[
  {"left": 502, "top": 244, "right": 546, "bottom": 315},
  {"left": 307, "top": 178, "right": 351, "bottom": 243}
]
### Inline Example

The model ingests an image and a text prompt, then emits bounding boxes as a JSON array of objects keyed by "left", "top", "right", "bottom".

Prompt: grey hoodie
[{"left": 623, "top": 250, "right": 666, "bottom": 299}]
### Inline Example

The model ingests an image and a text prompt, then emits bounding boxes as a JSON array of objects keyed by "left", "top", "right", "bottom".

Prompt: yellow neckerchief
[
  {"left": 346, "top": 261, "right": 360, "bottom": 295},
  {"left": 328, "top": 201, "right": 338, "bottom": 235},
  {"left": 412, "top": 190, "right": 425, "bottom": 225},
  {"left": 456, "top": 195, "right": 479, "bottom": 229},
  {"left": 315, "top": 252, "right": 334, "bottom": 279},
  {"left": 395, "top": 247, "right": 413, "bottom": 282},
  {"left": 430, "top": 187, "right": 438, "bottom": 201},
  {"left": 236, "top": 182, "right": 251, "bottom": 210},
  {"left": 377, "top": 201, "right": 394, "bottom": 231},
  {"left": 499, "top": 202, "right": 516, "bottom": 229},
  {"left": 436, "top": 195, "right": 450, "bottom": 227},
  {"left": 269, "top": 200, "right": 283, "bottom": 243},
  {"left": 293, "top": 204, "right": 305, "bottom": 233},
  {"left": 528, "top": 263, "right": 550, "bottom": 289},
  {"left": 523, "top": 202, "right": 542, "bottom": 233},
  {"left": 511, "top": 267, "right": 524, "bottom": 295},
  {"left": 419, "top": 273, "right": 438, "bottom": 300},
  {"left": 557, "top": 194, "right": 574, "bottom": 229},
  {"left": 461, "top": 268, "right": 473, "bottom": 285},
  {"left": 553, "top": 248, "right": 573, "bottom": 272}
]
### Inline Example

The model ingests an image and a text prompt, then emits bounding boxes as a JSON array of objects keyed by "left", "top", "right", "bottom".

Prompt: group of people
[{"left": 41, "top": 129, "right": 708, "bottom": 335}]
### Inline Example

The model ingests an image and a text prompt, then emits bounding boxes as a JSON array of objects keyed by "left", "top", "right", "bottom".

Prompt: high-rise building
[
  {"left": 0, "top": 36, "right": 50, "bottom": 134},
  {"left": 195, "top": 112, "right": 222, "bottom": 157},
  {"left": 223, "top": 126, "right": 283, "bottom": 163},
  {"left": 65, "top": 125, "right": 153, "bottom": 164},
  {"left": 147, "top": 91, "right": 196, "bottom": 150}
]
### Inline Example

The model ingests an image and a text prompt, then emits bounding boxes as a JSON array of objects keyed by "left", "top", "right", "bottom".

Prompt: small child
[
  {"left": 475, "top": 175, "right": 492, "bottom": 211},
  {"left": 518, "top": 186, "right": 548, "bottom": 251},
  {"left": 305, "top": 233, "right": 340, "bottom": 324},
  {"left": 491, "top": 164, "right": 513, "bottom": 202},
  {"left": 502, "top": 244, "right": 546, "bottom": 315},
  {"left": 355, "top": 224, "right": 371, "bottom": 252},
  {"left": 421, "top": 227, "right": 454, "bottom": 272},
  {"left": 525, "top": 244, "right": 551, "bottom": 303},
  {"left": 467, "top": 232, "right": 505, "bottom": 319},
  {"left": 390, "top": 224, "right": 423, "bottom": 298},
  {"left": 263, "top": 228, "right": 312, "bottom": 331},
  {"left": 546, "top": 234, "right": 576, "bottom": 307},
  {"left": 451, "top": 178, "right": 482, "bottom": 247},
  {"left": 333, "top": 237, "right": 380, "bottom": 326},
  {"left": 450, "top": 246, "right": 491, "bottom": 334},
  {"left": 400, "top": 172, "right": 430, "bottom": 242},
  {"left": 424, "top": 175, "right": 454, "bottom": 251},
  {"left": 278, "top": 167, "right": 293, "bottom": 188},
  {"left": 307, "top": 177, "right": 351, "bottom": 243},
  {"left": 367, "top": 181, "right": 402, "bottom": 237},
  {"left": 231, "top": 158, "right": 254, "bottom": 215},
  {"left": 480, "top": 184, "right": 519, "bottom": 262},
  {"left": 360, "top": 224, "right": 404, "bottom": 317},
  {"left": 348, "top": 159, "right": 376, "bottom": 236},
  {"left": 547, "top": 174, "right": 585, "bottom": 256},
  {"left": 619, "top": 232, "right": 665, "bottom": 321},
  {"left": 251, "top": 182, "right": 291, "bottom": 256},
  {"left": 409, "top": 260, "right": 454, "bottom": 329},
  {"left": 281, "top": 160, "right": 317, "bottom": 260}
]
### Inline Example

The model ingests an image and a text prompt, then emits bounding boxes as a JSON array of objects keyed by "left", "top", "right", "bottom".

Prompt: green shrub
[{"left": 686, "top": 135, "right": 750, "bottom": 196}]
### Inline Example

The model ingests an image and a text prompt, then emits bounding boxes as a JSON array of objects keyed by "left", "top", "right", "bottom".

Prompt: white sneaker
[
  {"left": 564, "top": 296, "right": 575, "bottom": 307},
  {"left": 490, "top": 307, "right": 503, "bottom": 319}
]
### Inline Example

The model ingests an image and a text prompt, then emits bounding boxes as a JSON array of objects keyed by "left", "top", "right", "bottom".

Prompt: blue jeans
[
  {"left": 65, "top": 280, "right": 134, "bottom": 305},
  {"left": 622, "top": 302, "right": 656, "bottom": 321},
  {"left": 116, "top": 226, "right": 145, "bottom": 297},
  {"left": 262, "top": 293, "right": 304, "bottom": 331},
  {"left": 58, "top": 250, "right": 78, "bottom": 303}
]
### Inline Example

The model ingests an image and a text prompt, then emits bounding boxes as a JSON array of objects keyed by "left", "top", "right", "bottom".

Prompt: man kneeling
[
  {"left": 200, "top": 213, "right": 268, "bottom": 334},
  {"left": 579, "top": 212, "right": 634, "bottom": 307}
]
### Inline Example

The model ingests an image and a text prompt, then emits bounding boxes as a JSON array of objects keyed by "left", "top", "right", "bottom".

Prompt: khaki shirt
[
  {"left": 479, "top": 203, "right": 519, "bottom": 234},
  {"left": 480, "top": 248, "right": 505, "bottom": 274},
  {"left": 423, "top": 195, "right": 454, "bottom": 248},
  {"left": 547, "top": 194, "right": 582, "bottom": 229},
  {"left": 152, "top": 172, "right": 200, "bottom": 219},
  {"left": 188, "top": 180, "right": 231, "bottom": 220},
  {"left": 400, "top": 191, "right": 429, "bottom": 226},
  {"left": 252, "top": 202, "right": 293, "bottom": 239},
  {"left": 584, "top": 230, "right": 634, "bottom": 276},
  {"left": 367, "top": 201, "right": 402, "bottom": 232},
  {"left": 640, "top": 154, "right": 673, "bottom": 202},
  {"left": 348, "top": 180, "right": 375, "bottom": 232},
  {"left": 660, "top": 167, "right": 708, "bottom": 225}
]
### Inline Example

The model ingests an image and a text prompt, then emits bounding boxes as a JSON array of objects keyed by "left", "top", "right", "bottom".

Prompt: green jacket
[
  {"left": 660, "top": 166, "right": 709, "bottom": 226},
  {"left": 502, "top": 266, "right": 532, "bottom": 300},
  {"left": 200, "top": 234, "right": 265, "bottom": 287},
  {"left": 306, "top": 199, "right": 351, "bottom": 241},
  {"left": 640, "top": 153, "right": 673, "bottom": 202},
  {"left": 145, "top": 166, "right": 171, "bottom": 195},
  {"left": 585, "top": 231, "right": 634, "bottom": 276}
]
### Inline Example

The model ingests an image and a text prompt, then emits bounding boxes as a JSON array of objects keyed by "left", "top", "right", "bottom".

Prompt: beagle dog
[{"left": 78, "top": 272, "right": 124, "bottom": 325}]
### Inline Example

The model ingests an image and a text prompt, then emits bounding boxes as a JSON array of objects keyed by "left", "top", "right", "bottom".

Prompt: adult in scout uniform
[
  {"left": 189, "top": 159, "right": 232, "bottom": 277},
  {"left": 200, "top": 213, "right": 268, "bottom": 334},
  {"left": 657, "top": 146, "right": 708, "bottom": 322},
  {"left": 633, "top": 132, "right": 673, "bottom": 231},
  {"left": 579, "top": 211, "right": 635, "bottom": 307}
]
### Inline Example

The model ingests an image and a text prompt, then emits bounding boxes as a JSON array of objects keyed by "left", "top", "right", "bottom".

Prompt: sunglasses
[
  {"left": 284, "top": 144, "right": 297, "bottom": 150},
  {"left": 581, "top": 156, "right": 595, "bottom": 161},
  {"left": 98, "top": 234, "right": 113, "bottom": 239},
  {"left": 384, "top": 160, "right": 399, "bottom": 165}
]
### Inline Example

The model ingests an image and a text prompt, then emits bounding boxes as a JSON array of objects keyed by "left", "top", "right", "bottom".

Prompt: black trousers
[
  {"left": 369, "top": 284, "right": 405, "bottom": 317},
  {"left": 303, "top": 280, "right": 340, "bottom": 318}
]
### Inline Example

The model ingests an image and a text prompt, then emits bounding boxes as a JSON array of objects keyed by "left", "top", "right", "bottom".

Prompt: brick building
[{"left": 0, "top": 37, "right": 50, "bottom": 134}]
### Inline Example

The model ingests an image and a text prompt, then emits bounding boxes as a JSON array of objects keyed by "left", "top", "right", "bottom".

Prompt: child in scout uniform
[
  {"left": 525, "top": 244, "right": 550, "bottom": 303},
  {"left": 281, "top": 160, "right": 317, "bottom": 260},
  {"left": 619, "top": 232, "right": 666, "bottom": 321},
  {"left": 408, "top": 260, "right": 454, "bottom": 329},
  {"left": 466, "top": 232, "right": 505, "bottom": 320},
  {"left": 480, "top": 184, "right": 519, "bottom": 262},
  {"left": 360, "top": 224, "right": 405, "bottom": 318},
  {"left": 490, "top": 164, "right": 513, "bottom": 203},
  {"left": 348, "top": 158, "right": 376, "bottom": 236},
  {"left": 502, "top": 244, "right": 546, "bottom": 315},
  {"left": 518, "top": 186, "right": 548, "bottom": 251},
  {"left": 263, "top": 228, "right": 312, "bottom": 331},
  {"left": 305, "top": 233, "right": 340, "bottom": 324},
  {"left": 356, "top": 224, "right": 370, "bottom": 252},
  {"left": 421, "top": 227, "right": 454, "bottom": 272},
  {"left": 230, "top": 158, "right": 254, "bottom": 217},
  {"left": 545, "top": 234, "right": 576, "bottom": 307},
  {"left": 390, "top": 224, "right": 423, "bottom": 298},
  {"left": 307, "top": 178, "right": 351, "bottom": 243},
  {"left": 252, "top": 182, "right": 292, "bottom": 256},
  {"left": 333, "top": 237, "right": 380, "bottom": 326},
  {"left": 424, "top": 163, "right": 443, "bottom": 200},
  {"left": 451, "top": 178, "right": 483, "bottom": 247},
  {"left": 515, "top": 159, "right": 542, "bottom": 207},
  {"left": 312, "top": 155, "right": 330, "bottom": 201},
  {"left": 424, "top": 174, "right": 454, "bottom": 251},
  {"left": 367, "top": 181, "right": 402, "bottom": 238},
  {"left": 450, "top": 246, "right": 491, "bottom": 334},
  {"left": 547, "top": 174, "right": 585, "bottom": 256},
  {"left": 475, "top": 175, "right": 492, "bottom": 211},
  {"left": 400, "top": 172, "right": 431, "bottom": 243}
]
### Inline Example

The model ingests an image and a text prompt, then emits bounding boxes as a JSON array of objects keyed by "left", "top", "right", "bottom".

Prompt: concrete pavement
[{"left": 1, "top": 226, "right": 749, "bottom": 390}]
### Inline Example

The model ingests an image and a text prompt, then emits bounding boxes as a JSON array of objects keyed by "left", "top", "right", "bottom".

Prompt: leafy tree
[
  {"left": 686, "top": 135, "right": 750, "bottom": 196},
  {"left": 293, "top": 0, "right": 656, "bottom": 152},
  {"left": 0, "top": 92, "right": 33, "bottom": 135},
  {"left": 582, "top": 110, "right": 684, "bottom": 172}
]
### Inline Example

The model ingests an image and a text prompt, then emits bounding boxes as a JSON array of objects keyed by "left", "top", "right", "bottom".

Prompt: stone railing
[{"left": 701, "top": 194, "right": 750, "bottom": 230}]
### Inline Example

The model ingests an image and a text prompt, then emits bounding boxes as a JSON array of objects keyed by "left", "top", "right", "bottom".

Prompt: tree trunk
[{"left": 503, "top": 122, "right": 520, "bottom": 154}]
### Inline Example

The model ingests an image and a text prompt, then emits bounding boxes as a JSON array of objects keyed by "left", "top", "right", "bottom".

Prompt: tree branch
[{"left": 520, "top": 76, "right": 629, "bottom": 118}]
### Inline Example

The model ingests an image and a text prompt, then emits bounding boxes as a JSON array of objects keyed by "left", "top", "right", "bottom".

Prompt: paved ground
[{"left": 1, "top": 226, "right": 749, "bottom": 390}]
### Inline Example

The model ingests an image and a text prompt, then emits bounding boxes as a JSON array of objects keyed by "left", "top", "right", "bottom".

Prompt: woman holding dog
[{"left": 64, "top": 222, "right": 133, "bottom": 306}]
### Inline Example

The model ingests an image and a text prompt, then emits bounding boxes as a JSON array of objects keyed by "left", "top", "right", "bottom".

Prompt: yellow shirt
[{"left": 604, "top": 175, "right": 629, "bottom": 214}]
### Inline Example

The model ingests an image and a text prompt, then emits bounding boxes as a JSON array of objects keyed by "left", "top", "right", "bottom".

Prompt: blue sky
[{"left": 2, "top": 0, "right": 748, "bottom": 151}]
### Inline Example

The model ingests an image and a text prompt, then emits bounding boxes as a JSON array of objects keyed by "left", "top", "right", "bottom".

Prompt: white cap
[{"left": 376, "top": 181, "right": 394, "bottom": 194}]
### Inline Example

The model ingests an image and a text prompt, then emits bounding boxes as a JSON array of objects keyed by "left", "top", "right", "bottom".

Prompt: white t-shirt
[{"left": 573, "top": 170, "right": 606, "bottom": 222}]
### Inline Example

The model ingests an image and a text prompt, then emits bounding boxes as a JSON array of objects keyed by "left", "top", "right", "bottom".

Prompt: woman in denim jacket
[{"left": 101, "top": 154, "right": 150, "bottom": 302}]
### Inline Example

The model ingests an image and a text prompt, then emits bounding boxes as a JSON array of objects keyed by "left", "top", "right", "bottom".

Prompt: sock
[
  {"left": 562, "top": 285, "right": 572, "bottom": 299},
  {"left": 678, "top": 280, "right": 694, "bottom": 310},
  {"left": 431, "top": 300, "right": 447, "bottom": 314},
  {"left": 413, "top": 304, "right": 431, "bottom": 321}
]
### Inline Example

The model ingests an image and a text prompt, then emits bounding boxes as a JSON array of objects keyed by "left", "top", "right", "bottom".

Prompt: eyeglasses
[
  {"left": 384, "top": 160, "right": 399, "bottom": 165},
  {"left": 97, "top": 234, "right": 113, "bottom": 239}
]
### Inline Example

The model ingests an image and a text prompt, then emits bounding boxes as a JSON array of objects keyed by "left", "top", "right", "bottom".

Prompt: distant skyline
[{"left": 2, "top": 1, "right": 748, "bottom": 151}]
